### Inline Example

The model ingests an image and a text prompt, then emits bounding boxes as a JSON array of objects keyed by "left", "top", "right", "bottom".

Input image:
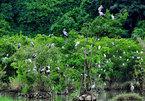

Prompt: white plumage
[
  {"left": 75, "top": 41, "right": 80, "bottom": 47},
  {"left": 30, "top": 41, "right": 34, "bottom": 47},
  {"left": 130, "top": 83, "right": 134, "bottom": 92},
  {"left": 98, "top": 5, "right": 103, "bottom": 12},
  {"left": 111, "top": 15, "right": 115, "bottom": 20},
  {"left": 46, "top": 69, "right": 50, "bottom": 73},
  {"left": 99, "top": 11, "right": 105, "bottom": 17},
  {"left": 63, "top": 28, "right": 68, "bottom": 38},
  {"left": 28, "top": 59, "right": 32, "bottom": 63},
  {"left": 91, "top": 82, "right": 95, "bottom": 89},
  {"left": 98, "top": 45, "right": 101, "bottom": 50}
]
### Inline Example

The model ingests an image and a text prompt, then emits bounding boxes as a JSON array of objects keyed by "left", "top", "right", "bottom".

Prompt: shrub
[{"left": 111, "top": 93, "right": 143, "bottom": 101}]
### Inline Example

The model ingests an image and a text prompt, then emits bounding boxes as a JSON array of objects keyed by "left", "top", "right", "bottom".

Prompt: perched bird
[
  {"left": 91, "top": 82, "right": 96, "bottom": 89},
  {"left": 32, "top": 53, "right": 37, "bottom": 58},
  {"left": 137, "top": 57, "right": 140, "bottom": 60},
  {"left": 75, "top": 41, "right": 80, "bottom": 47},
  {"left": 46, "top": 69, "right": 50, "bottom": 73},
  {"left": 6, "top": 54, "right": 9, "bottom": 57},
  {"left": 98, "top": 5, "right": 103, "bottom": 12},
  {"left": 30, "top": 41, "right": 34, "bottom": 47},
  {"left": 28, "top": 58, "right": 32, "bottom": 63},
  {"left": 63, "top": 28, "right": 69, "bottom": 38},
  {"left": 56, "top": 67, "right": 60, "bottom": 70},
  {"left": 98, "top": 45, "right": 101, "bottom": 50},
  {"left": 119, "top": 56, "right": 122, "bottom": 59},
  {"left": 49, "top": 43, "right": 55, "bottom": 48},
  {"left": 104, "top": 54, "right": 106, "bottom": 58},
  {"left": 48, "top": 34, "right": 54, "bottom": 37},
  {"left": 130, "top": 83, "right": 134, "bottom": 92},
  {"left": 112, "top": 42, "right": 115, "bottom": 46},
  {"left": 99, "top": 11, "right": 105, "bottom": 17},
  {"left": 40, "top": 68, "right": 45, "bottom": 73},
  {"left": 27, "top": 69, "right": 31, "bottom": 73},
  {"left": 83, "top": 50, "right": 88, "bottom": 56},
  {"left": 111, "top": 14, "right": 115, "bottom": 20},
  {"left": 47, "top": 66, "right": 50, "bottom": 69},
  {"left": 18, "top": 42, "right": 21, "bottom": 49},
  {"left": 32, "top": 68, "right": 37, "bottom": 72}
]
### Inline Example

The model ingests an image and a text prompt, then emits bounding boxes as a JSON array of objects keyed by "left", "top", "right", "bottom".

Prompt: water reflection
[
  {"left": 98, "top": 90, "right": 145, "bottom": 101},
  {"left": 0, "top": 90, "right": 145, "bottom": 101}
]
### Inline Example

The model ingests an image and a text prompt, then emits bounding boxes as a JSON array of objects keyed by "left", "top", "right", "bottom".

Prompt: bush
[{"left": 111, "top": 93, "right": 143, "bottom": 101}]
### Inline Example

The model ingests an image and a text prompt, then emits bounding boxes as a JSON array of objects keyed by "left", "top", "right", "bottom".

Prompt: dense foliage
[
  {"left": 0, "top": 0, "right": 145, "bottom": 95},
  {"left": 0, "top": 0, "right": 144, "bottom": 36}
]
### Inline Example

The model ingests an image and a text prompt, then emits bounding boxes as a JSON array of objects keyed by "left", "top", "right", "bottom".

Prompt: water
[{"left": 0, "top": 90, "right": 145, "bottom": 101}]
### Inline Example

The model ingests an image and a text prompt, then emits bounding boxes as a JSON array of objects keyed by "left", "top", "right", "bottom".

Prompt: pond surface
[{"left": 0, "top": 90, "right": 145, "bottom": 101}]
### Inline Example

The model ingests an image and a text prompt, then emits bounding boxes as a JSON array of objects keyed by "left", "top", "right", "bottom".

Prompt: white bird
[
  {"left": 111, "top": 14, "right": 115, "bottom": 20},
  {"left": 30, "top": 41, "right": 34, "bottom": 47},
  {"left": 49, "top": 43, "right": 55, "bottom": 48},
  {"left": 130, "top": 83, "right": 134, "bottom": 92},
  {"left": 137, "top": 57, "right": 140, "bottom": 60},
  {"left": 98, "top": 64, "right": 101, "bottom": 68},
  {"left": 46, "top": 69, "right": 50, "bottom": 73},
  {"left": 28, "top": 59, "right": 32, "bottom": 63},
  {"left": 104, "top": 54, "right": 106, "bottom": 58},
  {"left": 75, "top": 41, "right": 80, "bottom": 47},
  {"left": 32, "top": 68, "right": 37, "bottom": 72},
  {"left": 91, "top": 82, "right": 96, "bottom": 89},
  {"left": 140, "top": 51, "right": 143, "bottom": 54},
  {"left": 98, "top": 74, "right": 101, "bottom": 78},
  {"left": 6, "top": 54, "right": 9, "bottom": 57},
  {"left": 62, "top": 46, "right": 64, "bottom": 49},
  {"left": 98, "top": 45, "right": 101, "bottom": 50},
  {"left": 47, "top": 66, "right": 50, "bottom": 69},
  {"left": 136, "top": 51, "right": 138, "bottom": 53},
  {"left": 83, "top": 50, "right": 88, "bottom": 55},
  {"left": 112, "top": 42, "right": 115, "bottom": 46},
  {"left": 99, "top": 11, "right": 105, "bottom": 17},
  {"left": 63, "top": 28, "right": 68, "bottom": 38},
  {"left": 119, "top": 56, "right": 122, "bottom": 59},
  {"left": 56, "top": 67, "right": 60, "bottom": 70},
  {"left": 27, "top": 70, "right": 31, "bottom": 73},
  {"left": 98, "top": 5, "right": 103, "bottom": 12},
  {"left": 40, "top": 68, "right": 45, "bottom": 73}
]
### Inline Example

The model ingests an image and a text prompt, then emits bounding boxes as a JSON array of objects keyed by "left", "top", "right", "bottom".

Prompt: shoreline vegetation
[{"left": 0, "top": 0, "right": 145, "bottom": 101}]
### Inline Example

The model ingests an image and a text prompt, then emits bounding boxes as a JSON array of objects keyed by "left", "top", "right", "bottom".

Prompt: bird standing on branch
[
  {"left": 31, "top": 41, "right": 34, "bottom": 47},
  {"left": 18, "top": 42, "right": 21, "bottom": 49},
  {"left": 130, "top": 83, "right": 134, "bottom": 92},
  {"left": 63, "top": 28, "right": 69, "bottom": 38}
]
